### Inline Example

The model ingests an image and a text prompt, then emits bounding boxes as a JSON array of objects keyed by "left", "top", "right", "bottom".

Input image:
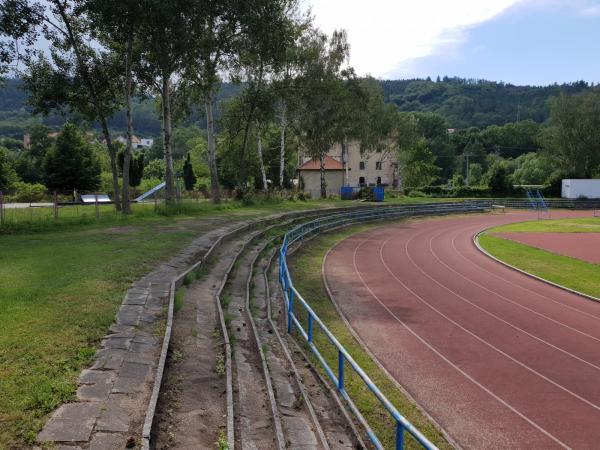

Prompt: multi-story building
[{"left": 298, "top": 141, "right": 398, "bottom": 197}]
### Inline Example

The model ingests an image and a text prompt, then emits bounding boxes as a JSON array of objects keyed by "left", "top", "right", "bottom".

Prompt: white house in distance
[
  {"left": 114, "top": 135, "right": 154, "bottom": 149},
  {"left": 298, "top": 141, "right": 399, "bottom": 198}
]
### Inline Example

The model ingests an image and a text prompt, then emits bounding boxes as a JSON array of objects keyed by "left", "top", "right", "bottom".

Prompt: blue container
[
  {"left": 372, "top": 186, "right": 384, "bottom": 202},
  {"left": 340, "top": 186, "right": 355, "bottom": 200}
]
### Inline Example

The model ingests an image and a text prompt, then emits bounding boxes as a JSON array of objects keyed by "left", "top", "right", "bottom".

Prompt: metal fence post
[
  {"left": 396, "top": 422, "right": 405, "bottom": 450},
  {"left": 338, "top": 350, "right": 345, "bottom": 391},
  {"left": 307, "top": 312, "right": 314, "bottom": 342},
  {"left": 287, "top": 287, "right": 294, "bottom": 334}
]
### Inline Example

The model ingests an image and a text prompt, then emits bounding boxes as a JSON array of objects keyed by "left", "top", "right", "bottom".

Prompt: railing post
[
  {"left": 307, "top": 312, "right": 313, "bottom": 342},
  {"left": 287, "top": 287, "right": 294, "bottom": 334},
  {"left": 396, "top": 421, "right": 405, "bottom": 450},
  {"left": 338, "top": 350, "right": 344, "bottom": 391}
]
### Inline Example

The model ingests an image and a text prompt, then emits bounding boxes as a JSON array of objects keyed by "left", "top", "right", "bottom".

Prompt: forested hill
[
  {"left": 0, "top": 76, "right": 594, "bottom": 138},
  {"left": 381, "top": 77, "right": 592, "bottom": 128}
]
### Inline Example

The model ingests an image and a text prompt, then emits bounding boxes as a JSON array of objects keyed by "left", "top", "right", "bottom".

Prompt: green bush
[
  {"left": 9, "top": 182, "right": 47, "bottom": 202},
  {"left": 297, "top": 191, "right": 311, "bottom": 201}
]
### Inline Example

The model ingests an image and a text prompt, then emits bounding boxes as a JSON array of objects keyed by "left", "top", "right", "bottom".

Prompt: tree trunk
[
  {"left": 162, "top": 73, "right": 175, "bottom": 202},
  {"left": 205, "top": 91, "right": 221, "bottom": 203},
  {"left": 256, "top": 121, "right": 268, "bottom": 192},
  {"left": 320, "top": 154, "right": 326, "bottom": 199},
  {"left": 122, "top": 36, "right": 134, "bottom": 214},
  {"left": 100, "top": 118, "right": 121, "bottom": 211},
  {"left": 341, "top": 136, "right": 349, "bottom": 187},
  {"left": 279, "top": 100, "right": 286, "bottom": 188}
]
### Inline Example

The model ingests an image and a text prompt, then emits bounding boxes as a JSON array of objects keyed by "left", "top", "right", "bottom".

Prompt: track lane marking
[
  {"left": 345, "top": 233, "right": 570, "bottom": 450},
  {"left": 415, "top": 225, "right": 600, "bottom": 372},
  {"left": 450, "top": 227, "right": 600, "bottom": 321},
  {"left": 385, "top": 230, "right": 600, "bottom": 415}
]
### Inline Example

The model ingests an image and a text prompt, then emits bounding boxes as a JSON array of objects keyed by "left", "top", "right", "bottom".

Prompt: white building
[
  {"left": 114, "top": 135, "right": 154, "bottom": 149},
  {"left": 298, "top": 141, "right": 399, "bottom": 197}
]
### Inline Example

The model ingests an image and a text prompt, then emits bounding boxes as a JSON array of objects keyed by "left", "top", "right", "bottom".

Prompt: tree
[
  {"left": 2, "top": 0, "right": 124, "bottom": 210},
  {"left": 87, "top": 0, "right": 145, "bottom": 213},
  {"left": 182, "top": 152, "right": 196, "bottom": 191},
  {"left": 118, "top": 148, "right": 144, "bottom": 187},
  {"left": 43, "top": 123, "right": 100, "bottom": 194},
  {"left": 129, "top": 152, "right": 144, "bottom": 187},
  {"left": 144, "top": 158, "right": 165, "bottom": 179},
  {"left": 296, "top": 29, "right": 350, "bottom": 198},
  {"left": 485, "top": 159, "right": 511, "bottom": 195},
  {"left": 136, "top": 0, "right": 198, "bottom": 203},
  {"left": 0, "top": 146, "right": 18, "bottom": 191},
  {"left": 542, "top": 90, "right": 600, "bottom": 178},
  {"left": 510, "top": 152, "right": 552, "bottom": 186},
  {"left": 400, "top": 138, "right": 439, "bottom": 188}
]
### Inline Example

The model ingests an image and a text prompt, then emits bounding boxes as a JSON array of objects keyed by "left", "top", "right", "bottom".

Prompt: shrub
[
  {"left": 9, "top": 181, "right": 47, "bottom": 202},
  {"left": 408, "top": 190, "right": 427, "bottom": 197},
  {"left": 297, "top": 191, "right": 311, "bottom": 201}
]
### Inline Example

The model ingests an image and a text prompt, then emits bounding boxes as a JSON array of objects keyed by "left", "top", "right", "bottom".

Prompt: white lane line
[
  {"left": 347, "top": 235, "right": 569, "bottom": 450},
  {"left": 451, "top": 227, "right": 600, "bottom": 321},
  {"left": 381, "top": 230, "right": 600, "bottom": 414},
  {"left": 418, "top": 226, "right": 600, "bottom": 372}
]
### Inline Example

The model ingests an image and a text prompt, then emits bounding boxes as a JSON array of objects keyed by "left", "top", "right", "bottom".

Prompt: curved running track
[{"left": 323, "top": 211, "right": 600, "bottom": 449}]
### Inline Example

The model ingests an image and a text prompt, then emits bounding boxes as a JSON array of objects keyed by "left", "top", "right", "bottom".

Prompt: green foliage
[
  {"left": 401, "top": 138, "right": 440, "bottom": 188},
  {"left": 182, "top": 153, "right": 196, "bottom": 191},
  {"left": 511, "top": 152, "right": 553, "bottom": 186},
  {"left": 117, "top": 149, "right": 144, "bottom": 187},
  {"left": 43, "top": 123, "right": 101, "bottom": 194},
  {"left": 144, "top": 159, "right": 165, "bottom": 180},
  {"left": 542, "top": 90, "right": 600, "bottom": 178},
  {"left": 8, "top": 181, "right": 47, "bottom": 202},
  {"left": 382, "top": 77, "right": 591, "bottom": 128},
  {"left": 0, "top": 146, "right": 18, "bottom": 191},
  {"left": 485, "top": 160, "right": 512, "bottom": 195}
]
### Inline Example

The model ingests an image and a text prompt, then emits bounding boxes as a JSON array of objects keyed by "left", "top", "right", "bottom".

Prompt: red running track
[{"left": 323, "top": 211, "right": 600, "bottom": 449}]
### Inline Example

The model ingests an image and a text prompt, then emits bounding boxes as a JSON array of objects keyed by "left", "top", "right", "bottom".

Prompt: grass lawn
[
  {"left": 288, "top": 223, "right": 452, "bottom": 450},
  {"left": 479, "top": 218, "right": 600, "bottom": 299},
  {"left": 485, "top": 216, "right": 600, "bottom": 233},
  {"left": 0, "top": 195, "right": 466, "bottom": 235}
]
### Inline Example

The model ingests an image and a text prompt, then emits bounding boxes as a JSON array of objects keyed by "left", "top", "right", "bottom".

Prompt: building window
[
  {"left": 359, "top": 161, "right": 366, "bottom": 170},
  {"left": 376, "top": 161, "right": 382, "bottom": 170},
  {"left": 359, "top": 176, "right": 365, "bottom": 186},
  {"left": 377, "top": 176, "right": 382, "bottom": 185}
]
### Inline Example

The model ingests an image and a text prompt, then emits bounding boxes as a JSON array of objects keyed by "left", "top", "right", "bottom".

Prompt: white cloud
[
  {"left": 580, "top": 4, "right": 600, "bottom": 16},
  {"left": 304, "top": 0, "right": 525, "bottom": 78}
]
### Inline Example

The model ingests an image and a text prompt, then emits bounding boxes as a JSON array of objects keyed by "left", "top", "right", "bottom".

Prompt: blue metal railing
[{"left": 278, "top": 202, "right": 489, "bottom": 449}]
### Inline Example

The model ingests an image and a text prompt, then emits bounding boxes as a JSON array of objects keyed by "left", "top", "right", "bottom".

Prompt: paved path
[
  {"left": 494, "top": 231, "right": 600, "bottom": 265},
  {"left": 324, "top": 211, "right": 600, "bottom": 449},
  {"left": 37, "top": 222, "right": 241, "bottom": 449}
]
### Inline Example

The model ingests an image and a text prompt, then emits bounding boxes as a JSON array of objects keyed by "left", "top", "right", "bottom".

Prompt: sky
[{"left": 304, "top": 0, "right": 600, "bottom": 85}]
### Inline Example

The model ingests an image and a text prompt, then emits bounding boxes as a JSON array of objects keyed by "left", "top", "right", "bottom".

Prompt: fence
[{"left": 278, "top": 202, "right": 490, "bottom": 450}]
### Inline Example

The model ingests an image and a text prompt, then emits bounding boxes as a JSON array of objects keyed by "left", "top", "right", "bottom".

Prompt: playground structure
[{"left": 135, "top": 181, "right": 166, "bottom": 202}]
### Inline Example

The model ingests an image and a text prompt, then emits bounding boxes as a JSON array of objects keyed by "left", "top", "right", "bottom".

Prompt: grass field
[
  {"left": 479, "top": 217, "right": 600, "bottom": 299},
  {"left": 0, "top": 195, "right": 461, "bottom": 234},
  {"left": 288, "top": 223, "right": 451, "bottom": 450},
  {"left": 485, "top": 216, "right": 600, "bottom": 233}
]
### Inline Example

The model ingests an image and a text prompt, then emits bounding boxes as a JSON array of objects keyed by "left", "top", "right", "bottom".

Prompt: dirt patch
[{"left": 103, "top": 226, "right": 136, "bottom": 234}]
